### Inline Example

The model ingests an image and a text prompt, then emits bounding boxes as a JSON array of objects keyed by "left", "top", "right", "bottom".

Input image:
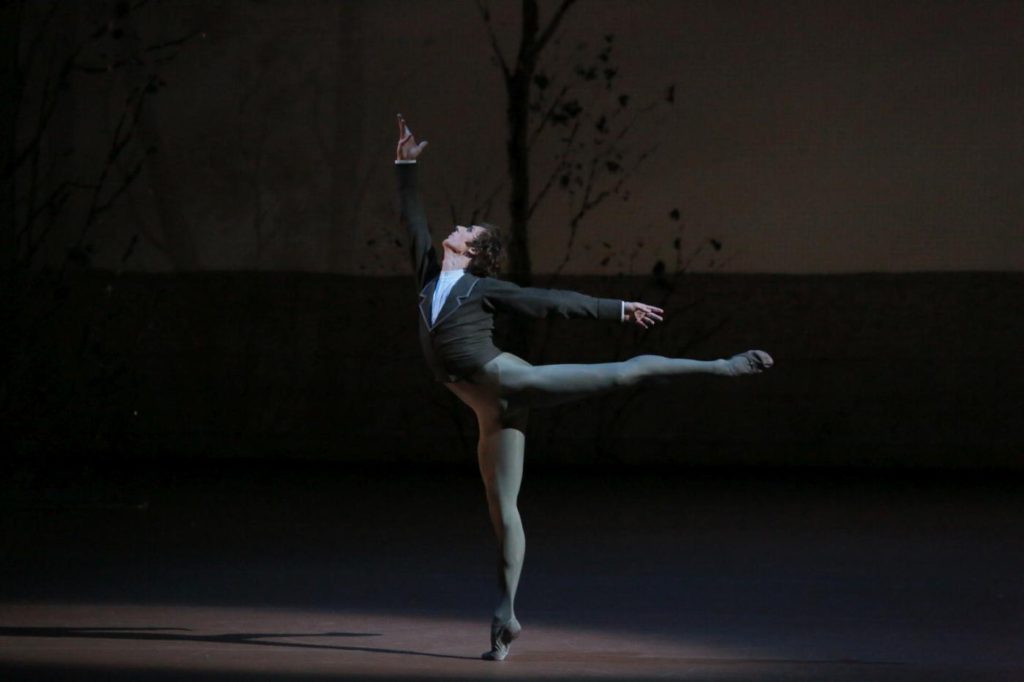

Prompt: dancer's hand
[
  {"left": 396, "top": 114, "right": 428, "bottom": 161},
  {"left": 624, "top": 302, "right": 664, "bottom": 329}
]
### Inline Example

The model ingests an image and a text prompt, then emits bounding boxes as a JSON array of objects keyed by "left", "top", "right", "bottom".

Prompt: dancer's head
[
  {"left": 443, "top": 222, "right": 505, "bottom": 277},
  {"left": 466, "top": 222, "right": 504, "bottom": 277}
]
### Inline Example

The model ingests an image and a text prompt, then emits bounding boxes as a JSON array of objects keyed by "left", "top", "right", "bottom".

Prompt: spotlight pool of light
[{"left": 0, "top": 601, "right": 758, "bottom": 678}]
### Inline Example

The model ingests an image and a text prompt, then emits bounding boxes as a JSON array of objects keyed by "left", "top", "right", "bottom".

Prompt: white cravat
[{"left": 431, "top": 269, "right": 465, "bottom": 324}]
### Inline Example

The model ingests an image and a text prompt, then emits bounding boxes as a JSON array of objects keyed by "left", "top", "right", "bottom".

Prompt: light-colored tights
[{"left": 446, "top": 352, "right": 759, "bottom": 624}]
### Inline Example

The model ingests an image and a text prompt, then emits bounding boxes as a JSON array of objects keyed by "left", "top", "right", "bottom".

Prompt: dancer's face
[{"left": 443, "top": 224, "right": 486, "bottom": 256}]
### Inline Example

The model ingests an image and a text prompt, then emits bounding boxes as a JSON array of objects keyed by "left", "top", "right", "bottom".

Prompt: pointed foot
[
  {"left": 726, "top": 350, "right": 774, "bottom": 376},
  {"left": 481, "top": 617, "right": 521, "bottom": 661}
]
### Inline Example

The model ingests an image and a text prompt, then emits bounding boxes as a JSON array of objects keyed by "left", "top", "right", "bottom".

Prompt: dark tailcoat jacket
[{"left": 398, "top": 163, "right": 623, "bottom": 383}]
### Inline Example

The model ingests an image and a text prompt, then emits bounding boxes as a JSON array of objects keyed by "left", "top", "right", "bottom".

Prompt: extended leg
[{"left": 489, "top": 350, "right": 773, "bottom": 410}]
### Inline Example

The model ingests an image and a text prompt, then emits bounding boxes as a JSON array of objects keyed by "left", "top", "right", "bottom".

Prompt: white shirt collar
[{"left": 438, "top": 268, "right": 465, "bottom": 280}]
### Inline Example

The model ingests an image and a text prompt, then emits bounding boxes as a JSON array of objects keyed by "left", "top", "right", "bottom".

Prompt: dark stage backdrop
[
  {"left": 6, "top": 0, "right": 1024, "bottom": 275},
  {"left": 4, "top": 1, "right": 1023, "bottom": 472},
  {"left": 6, "top": 271, "right": 1022, "bottom": 470}
]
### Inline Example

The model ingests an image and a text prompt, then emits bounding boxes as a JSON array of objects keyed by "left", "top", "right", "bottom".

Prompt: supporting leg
[
  {"left": 447, "top": 379, "right": 529, "bottom": 661},
  {"left": 477, "top": 421, "right": 526, "bottom": 623},
  {"left": 475, "top": 411, "right": 527, "bottom": 660}
]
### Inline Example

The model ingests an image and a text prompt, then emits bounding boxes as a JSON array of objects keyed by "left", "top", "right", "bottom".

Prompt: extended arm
[
  {"left": 395, "top": 115, "right": 438, "bottom": 288},
  {"left": 484, "top": 279, "right": 665, "bottom": 328},
  {"left": 483, "top": 278, "right": 623, "bottom": 321}
]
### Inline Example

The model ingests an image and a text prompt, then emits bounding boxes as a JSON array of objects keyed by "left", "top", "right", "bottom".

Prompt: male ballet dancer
[{"left": 394, "top": 114, "right": 773, "bottom": 661}]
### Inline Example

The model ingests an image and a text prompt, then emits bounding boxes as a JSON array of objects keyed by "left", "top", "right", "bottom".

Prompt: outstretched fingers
[
  {"left": 396, "top": 114, "right": 413, "bottom": 159},
  {"left": 395, "top": 113, "right": 428, "bottom": 160},
  {"left": 639, "top": 313, "right": 659, "bottom": 329},
  {"left": 644, "top": 305, "right": 665, "bottom": 323},
  {"left": 627, "top": 302, "right": 665, "bottom": 329}
]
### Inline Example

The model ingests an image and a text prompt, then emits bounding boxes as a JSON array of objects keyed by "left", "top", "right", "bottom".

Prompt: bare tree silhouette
[
  {"left": 472, "top": 1, "right": 739, "bottom": 461},
  {"left": 478, "top": 0, "right": 577, "bottom": 286},
  {"left": 477, "top": 0, "right": 676, "bottom": 286}
]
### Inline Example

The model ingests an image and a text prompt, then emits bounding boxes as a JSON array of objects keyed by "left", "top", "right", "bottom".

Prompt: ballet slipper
[
  {"left": 726, "top": 350, "right": 774, "bottom": 376},
  {"left": 481, "top": 616, "right": 522, "bottom": 661}
]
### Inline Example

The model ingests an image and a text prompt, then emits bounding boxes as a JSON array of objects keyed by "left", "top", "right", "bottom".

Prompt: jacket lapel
[
  {"left": 427, "top": 274, "right": 478, "bottom": 331},
  {"left": 418, "top": 278, "right": 437, "bottom": 328}
]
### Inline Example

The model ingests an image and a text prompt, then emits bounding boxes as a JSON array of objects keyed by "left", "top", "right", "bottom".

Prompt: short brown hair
[{"left": 466, "top": 222, "right": 505, "bottom": 277}]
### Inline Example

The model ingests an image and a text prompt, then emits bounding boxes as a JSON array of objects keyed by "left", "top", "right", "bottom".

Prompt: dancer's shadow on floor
[{"left": 0, "top": 625, "right": 480, "bottom": 661}]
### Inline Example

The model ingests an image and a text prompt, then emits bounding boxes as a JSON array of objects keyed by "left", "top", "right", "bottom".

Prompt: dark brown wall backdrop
[
  {"left": 6, "top": 2, "right": 1023, "bottom": 469},
  {"left": 14, "top": 0, "right": 1024, "bottom": 274}
]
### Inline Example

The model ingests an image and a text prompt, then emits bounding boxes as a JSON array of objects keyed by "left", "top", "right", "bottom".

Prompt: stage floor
[{"left": 1, "top": 461, "right": 1021, "bottom": 681}]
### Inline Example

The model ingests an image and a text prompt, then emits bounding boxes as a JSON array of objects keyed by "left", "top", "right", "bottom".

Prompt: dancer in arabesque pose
[{"left": 394, "top": 114, "right": 773, "bottom": 661}]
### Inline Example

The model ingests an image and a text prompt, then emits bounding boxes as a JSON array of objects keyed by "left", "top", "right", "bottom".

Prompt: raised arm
[{"left": 395, "top": 114, "right": 438, "bottom": 289}]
